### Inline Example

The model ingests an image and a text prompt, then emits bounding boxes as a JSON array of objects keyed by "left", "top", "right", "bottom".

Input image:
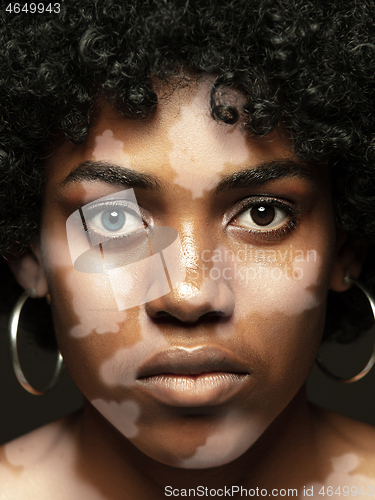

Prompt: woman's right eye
[{"left": 86, "top": 205, "right": 145, "bottom": 237}]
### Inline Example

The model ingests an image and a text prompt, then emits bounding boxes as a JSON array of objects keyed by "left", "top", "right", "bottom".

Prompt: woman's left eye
[
  {"left": 235, "top": 204, "right": 288, "bottom": 231},
  {"left": 87, "top": 206, "right": 145, "bottom": 237}
]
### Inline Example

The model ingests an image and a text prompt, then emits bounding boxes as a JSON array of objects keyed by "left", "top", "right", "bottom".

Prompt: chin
[{"left": 136, "top": 409, "right": 270, "bottom": 469}]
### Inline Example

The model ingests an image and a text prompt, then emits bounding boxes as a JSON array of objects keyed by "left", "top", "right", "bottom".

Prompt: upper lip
[{"left": 136, "top": 346, "right": 250, "bottom": 378}]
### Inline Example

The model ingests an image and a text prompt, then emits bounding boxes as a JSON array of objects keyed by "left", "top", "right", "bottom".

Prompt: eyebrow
[
  {"left": 60, "top": 160, "right": 164, "bottom": 190},
  {"left": 60, "top": 159, "right": 312, "bottom": 193},
  {"left": 213, "top": 160, "right": 313, "bottom": 195}
]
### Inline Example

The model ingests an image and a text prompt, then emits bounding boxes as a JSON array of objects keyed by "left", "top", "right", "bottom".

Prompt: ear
[
  {"left": 329, "top": 228, "right": 368, "bottom": 292},
  {"left": 6, "top": 242, "right": 49, "bottom": 297}
]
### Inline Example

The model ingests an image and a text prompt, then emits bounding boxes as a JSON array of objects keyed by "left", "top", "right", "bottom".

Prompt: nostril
[
  {"left": 154, "top": 311, "right": 172, "bottom": 319},
  {"left": 201, "top": 310, "right": 227, "bottom": 321},
  {"left": 145, "top": 276, "right": 235, "bottom": 323}
]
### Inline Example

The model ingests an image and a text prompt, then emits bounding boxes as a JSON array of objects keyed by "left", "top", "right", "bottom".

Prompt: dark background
[{"left": 1, "top": 259, "right": 375, "bottom": 445}]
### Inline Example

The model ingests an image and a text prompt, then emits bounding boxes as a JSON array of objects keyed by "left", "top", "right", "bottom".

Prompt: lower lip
[{"left": 136, "top": 372, "right": 249, "bottom": 406}]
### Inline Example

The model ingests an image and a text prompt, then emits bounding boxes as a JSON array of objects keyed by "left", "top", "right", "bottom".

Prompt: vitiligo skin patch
[
  {"left": 2, "top": 421, "right": 107, "bottom": 500},
  {"left": 167, "top": 78, "right": 250, "bottom": 199},
  {"left": 303, "top": 454, "right": 375, "bottom": 499},
  {"left": 91, "top": 399, "right": 140, "bottom": 438},
  {"left": 99, "top": 307, "right": 171, "bottom": 388},
  {"left": 178, "top": 409, "right": 266, "bottom": 469}
]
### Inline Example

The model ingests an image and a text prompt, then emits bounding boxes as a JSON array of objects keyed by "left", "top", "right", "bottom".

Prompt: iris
[{"left": 101, "top": 209, "right": 126, "bottom": 232}]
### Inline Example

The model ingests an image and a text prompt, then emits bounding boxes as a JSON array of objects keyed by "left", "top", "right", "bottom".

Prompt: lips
[{"left": 136, "top": 346, "right": 250, "bottom": 407}]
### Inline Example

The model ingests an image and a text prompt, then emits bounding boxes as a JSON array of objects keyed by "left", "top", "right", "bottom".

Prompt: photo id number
[
  {"left": 317, "top": 486, "right": 374, "bottom": 497},
  {"left": 6, "top": 3, "right": 61, "bottom": 14}
]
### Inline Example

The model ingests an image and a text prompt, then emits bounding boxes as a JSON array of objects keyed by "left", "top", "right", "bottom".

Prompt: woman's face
[{"left": 40, "top": 77, "right": 336, "bottom": 468}]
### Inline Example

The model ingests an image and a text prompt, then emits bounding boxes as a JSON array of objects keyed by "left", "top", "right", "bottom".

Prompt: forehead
[{"left": 44, "top": 77, "right": 298, "bottom": 192}]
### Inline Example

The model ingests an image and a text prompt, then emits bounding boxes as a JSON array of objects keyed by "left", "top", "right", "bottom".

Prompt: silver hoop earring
[
  {"left": 8, "top": 288, "right": 64, "bottom": 395},
  {"left": 316, "top": 276, "right": 375, "bottom": 383}
]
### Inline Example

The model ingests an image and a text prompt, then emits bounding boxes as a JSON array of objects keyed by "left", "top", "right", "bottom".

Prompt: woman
[{"left": 1, "top": 0, "right": 375, "bottom": 497}]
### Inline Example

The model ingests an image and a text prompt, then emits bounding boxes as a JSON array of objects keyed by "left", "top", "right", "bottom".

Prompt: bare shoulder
[
  {"left": 0, "top": 412, "right": 101, "bottom": 500},
  {"left": 311, "top": 405, "right": 375, "bottom": 478},
  {"left": 313, "top": 406, "right": 375, "bottom": 451},
  {"left": 0, "top": 416, "right": 73, "bottom": 497}
]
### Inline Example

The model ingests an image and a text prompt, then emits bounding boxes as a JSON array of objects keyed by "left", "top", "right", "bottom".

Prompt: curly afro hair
[{"left": 1, "top": 0, "right": 375, "bottom": 346}]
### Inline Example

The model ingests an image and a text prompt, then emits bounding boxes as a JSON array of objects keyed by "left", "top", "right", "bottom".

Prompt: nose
[
  {"left": 145, "top": 231, "right": 235, "bottom": 323},
  {"left": 145, "top": 272, "right": 235, "bottom": 322}
]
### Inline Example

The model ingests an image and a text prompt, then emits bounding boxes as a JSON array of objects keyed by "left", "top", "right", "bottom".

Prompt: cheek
[
  {"left": 234, "top": 253, "right": 325, "bottom": 363},
  {"left": 47, "top": 264, "right": 128, "bottom": 338},
  {"left": 215, "top": 245, "right": 323, "bottom": 315},
  {"left": 49, "top": 293, "right": 173, "bottom": 441},
  {"left": 48, "top": 265, "right": 172, "bottom": 388},
  {"left": 45, "top": 245, "right": 177, "bottom": 435},
  {"left": 205, "top": 244, "right": 328, "bottom": 380}
]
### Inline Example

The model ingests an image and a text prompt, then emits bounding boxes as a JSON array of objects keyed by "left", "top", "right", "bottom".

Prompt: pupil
[
  {"left": 109, "top": 211, "right": 119, "bottom": 224},
  {"left": 257, "top": 206, "right": 267, "bottom": 218}
]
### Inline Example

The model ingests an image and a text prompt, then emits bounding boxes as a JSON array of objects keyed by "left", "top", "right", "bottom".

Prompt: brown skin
[{"left": 2, "top": 79, "right": 374, "bottom": 499}]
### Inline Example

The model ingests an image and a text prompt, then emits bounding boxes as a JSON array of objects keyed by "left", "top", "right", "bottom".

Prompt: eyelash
[{"left": 229, "top": 197, "right": 299, "bottom": 241}]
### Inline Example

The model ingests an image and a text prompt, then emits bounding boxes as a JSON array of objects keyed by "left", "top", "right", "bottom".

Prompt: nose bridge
[
  {"left": 146, "top": 221, "right": 235, "bottom": 322},
  {"left": 179, "top": 221, "right": 205, "bottom": 272},
  {"left": 174, "top": 220, "right": 219, "bottom": 286}
]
